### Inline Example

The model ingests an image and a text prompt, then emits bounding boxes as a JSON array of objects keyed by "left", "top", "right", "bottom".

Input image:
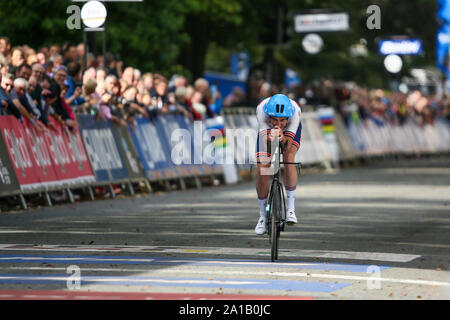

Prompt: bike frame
[{"left": 265, "top": 138, "right": 301, "bottom": 262}]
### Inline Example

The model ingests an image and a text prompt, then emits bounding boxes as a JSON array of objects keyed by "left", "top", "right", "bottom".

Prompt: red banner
[{"left": 0, "top": 116, "right": 95, "bottom": 191}]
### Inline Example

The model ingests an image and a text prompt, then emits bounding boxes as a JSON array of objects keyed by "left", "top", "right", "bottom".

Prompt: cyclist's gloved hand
[
  {"left": 270, "top": 126, "right": 286, "bottom": 143},
  {"left": 269, "top": 126, "right": 281, "bottom": 141}
]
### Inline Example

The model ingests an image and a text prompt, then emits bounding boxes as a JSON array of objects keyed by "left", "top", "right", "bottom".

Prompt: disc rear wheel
[{"left": 271, "top": 185, "right": 281, "bottom": 262}]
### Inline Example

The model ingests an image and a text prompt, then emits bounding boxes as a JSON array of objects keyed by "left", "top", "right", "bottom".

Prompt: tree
[{"left": 0, "top": 0, "right": 438, "bottom": 88}]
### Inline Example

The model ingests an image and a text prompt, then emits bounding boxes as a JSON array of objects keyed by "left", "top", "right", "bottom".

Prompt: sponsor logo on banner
[
  {"left": 378, "top": 39, "right": 422, "bottom": 55},
  {"left": 78, "top": 115, "right": 129, "bottom": 182},
  {"left": 294, "top": 13, "right": 349, "bottom": 33},
  {"left": 128, "top": 117, "right": 166, "bottom": 181},
  {"left": 110, "top": 124, "right": 145, "bottom": 180},
  {"left": 0, "top": 116, "right": 95, "bottom": 191}
]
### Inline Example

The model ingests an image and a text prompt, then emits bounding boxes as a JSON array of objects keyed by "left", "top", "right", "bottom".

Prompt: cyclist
[{"left": 254, "top": 94, "right": 302, "bottom": 235}]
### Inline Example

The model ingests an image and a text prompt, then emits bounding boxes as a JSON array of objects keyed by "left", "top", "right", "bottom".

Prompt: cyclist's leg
[
  {"left": 256, "top": 132, "right": 272, "bottom": 203},
  {"left": 255, "top": 133, "right": 272, "bottom": 234},
  {"left": 283, "top": 122, "right": 301, "bottom": 223},
  {"left": 283, "top": 121, "right": 301, "bottom": 191}
]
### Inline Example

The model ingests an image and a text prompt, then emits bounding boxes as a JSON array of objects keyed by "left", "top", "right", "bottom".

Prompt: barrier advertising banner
[
  {"left": 0, "top": 116, "right": 44, "bottom": 191},
  {"left": 45, "top": 116, "right": 95, "bottom": 186},
  {"left": 0, "top": 121, "right": 20, "bottom": 196},
  {"left": 0, "top": 115, "right": 95, "bottom": 192},
  {"left": 153, "top": 115, "right": 183, "bottom": 178},
  {"left": 128, "top": 117, "right": 170, "bottom": 181},
  {"left": 77, "top": 115, "right": 129, "bottom": 182},
  {"left": 110, "top": 123, "right": 146, "bottom": 181}
]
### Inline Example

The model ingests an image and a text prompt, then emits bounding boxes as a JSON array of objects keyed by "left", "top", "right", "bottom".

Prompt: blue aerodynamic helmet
[{"left": 263, "top": 94, "right": 294, "bottom": 118}]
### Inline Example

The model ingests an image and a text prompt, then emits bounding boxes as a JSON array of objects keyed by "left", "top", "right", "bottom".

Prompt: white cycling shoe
[
  {"left": 286, "top": 208, "right": 298, "bottom": 225},
  {"left": 254, "top": 216, "right": 267, "bottom": 235}
]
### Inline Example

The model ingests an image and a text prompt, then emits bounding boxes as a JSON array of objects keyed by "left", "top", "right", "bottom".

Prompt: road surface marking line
[
  {"left": 0, "top": 244, "right": 420, "bottom": 262},
  {"left": 0, "top": 268, "right": 447, "bottom": 288}
]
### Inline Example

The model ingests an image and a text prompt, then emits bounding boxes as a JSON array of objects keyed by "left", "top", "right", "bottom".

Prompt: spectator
[
  {"left": 76, "top": 43, "right": 85, "bottom": 61},
  {"left": 121, "top": 66, "right": 134, "bottom": 86},
  {"left": 149, "top": 74, "right": 169, "bottom": 111},
  {"left": 60, "top": 80, "right": 78, "bottom": 128},
  {"left": 30, "top": 63, "right": 45, "bottom": 97},
  {"left": 37, "top": 52, "right": 46, "bottom": 66},
  {"left": 168, "top": 75, "right": 187, "bottom": 93},
  {"left": 50, "top": 54, "right": 63, "bottom": 71},
  {"left": 1, "top": 73, "right": 13, "bottom": 94},
  {"left": 63, "top": 44, "right": 78, "bottom": 65},
  {"left": 0, "top": 72, "right": 9, "bottom": 115},
  {"left": 82, "top": 66, "right": 96, "bottom": 84},
  {"left": 0, "top": 37, "right": 11, "bottom": 61},
  {"left": 102, "top": 76, "right": 127, "bottom": 123},
  {"left": 121, "top": 85, "right": 149, "bottom": 119},
  {"left": 96, "top": 67, "right": 108, "bottom": 86},
  {"left": 133, "top": 69, "right": 141, "bottom": 86},
  {"left": 65, "top": 62, "right": 84, "bottom": 107},
  {"left": 81, "top": 79, "right": 100, "bottom": 116},
  {"left": 223, "top": 86, "right": 245, "bottom": 108},
  {"left": 0, "top": 55, "right": 8, "bottom": 74},
  {"left": 16, "top": 63, "right": 32, "bottom": 80},
  {"left": 42, "top": 75, "right": 77, "bottom": 130},
  {"left": 194, "top": 77, "right": 216, "bottom": 118},
  {"left": 99, "top": 91, "right": 127, "bottom": 127},
  {"left": 22, "top": 76, "right": 45, "bottom": 124},
  {"left": 26, "top": 53, "right": 39, "bottom": 66},
  {"left": 174, "top": 86, "right": 200, "bottom": 120},
  {"left": 104, "top": 74, "right": 117, "bottom": 94},
  {"left": 142, "top": 72, "right": 153, "bottom": 94},
  {"left": 104, "top": 52, "right": 119, "bottom": 78},
  {"left": 9, "top": 77, "right": 46, "bottom": 131},
  {"left": 53, "top": 65, "right": 68, "bottom": 88},
  {"left": 190, "top": 90, "right": 207, "bottom": 119},
  {"left": 8, "top": 46, "right": 25, "bottom": 75}
]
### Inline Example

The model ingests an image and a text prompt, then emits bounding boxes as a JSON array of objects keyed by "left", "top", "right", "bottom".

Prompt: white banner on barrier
[{"left": 223, "top": 108, "right": 450, "bottom": 166}]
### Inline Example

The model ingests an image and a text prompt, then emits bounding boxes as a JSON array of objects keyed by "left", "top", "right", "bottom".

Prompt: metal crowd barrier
[
  {"left": 0, "top": 113, "right": 224, "bottom": 210},
  {"left": 1, "top": 105, "right": 449, "bottom": 210},
  {"left": 222, "top": 105, "right": 450, "bottom": 168}
]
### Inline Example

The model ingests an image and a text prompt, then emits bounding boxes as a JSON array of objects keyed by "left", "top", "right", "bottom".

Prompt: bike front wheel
[{"left": 271, "top": 184, "right": 281, "bottom": 262}]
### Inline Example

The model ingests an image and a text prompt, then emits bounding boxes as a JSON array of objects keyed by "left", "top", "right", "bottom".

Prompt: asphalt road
[{"left": 0, "top": 156, "right": 449, "bottom": 301}]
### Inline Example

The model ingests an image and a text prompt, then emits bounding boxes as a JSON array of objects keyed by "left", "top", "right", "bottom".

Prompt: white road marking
[
  {"left": 1, "top": 266, "right": 448, "bottom": 288},
  {"left": 0, "top": 274, "right": 265, "bottom": 285},
  {"left": 0, "top": 244, "right": 421, "bottom": 262}
]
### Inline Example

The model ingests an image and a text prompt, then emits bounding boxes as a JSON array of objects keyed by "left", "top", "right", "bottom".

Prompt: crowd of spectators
[
  {"left": 0, "top": 37, "right": 223, "bottom": 135},
  {"left": 245, "top": 76, "right": 449, "bottom": 128},
  {"left": 0, "top": 36, "right": 448, "bottom": 137},
  {"left": 329, "top": 82, "right": 450, "bottom": 127}
]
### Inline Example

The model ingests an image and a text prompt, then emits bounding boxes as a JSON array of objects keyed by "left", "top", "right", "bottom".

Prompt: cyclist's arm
[
  {"left": 256, "top": 98, "right": 272, "bottom": 140},
  {"left": 284, "top": 103, "right": 300, "bottom": 139}
]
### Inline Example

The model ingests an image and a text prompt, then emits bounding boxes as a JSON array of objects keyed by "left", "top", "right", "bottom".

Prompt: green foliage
[
  {"left": 0, "top": 0, "right": 77, "bottom": 47},
  {"left": 0, "top": 0, "right": 439, "bottom": 87}
]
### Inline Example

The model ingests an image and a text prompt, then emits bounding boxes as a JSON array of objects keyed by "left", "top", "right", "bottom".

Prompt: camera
[{"left": 117, "top": 96, "right": 127, "bottom": 105}]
